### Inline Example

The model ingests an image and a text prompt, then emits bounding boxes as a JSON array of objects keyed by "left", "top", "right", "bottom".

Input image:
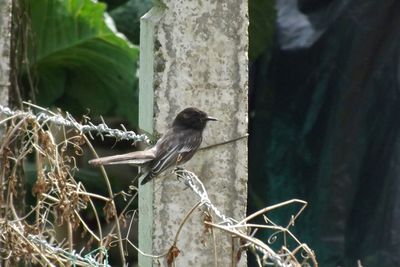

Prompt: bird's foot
[
  {"left": 174, "top": 167, "right": 190, "bottom": 186},
  {"left": 174, "top": 166, "right": 185, "bottom": 172}
]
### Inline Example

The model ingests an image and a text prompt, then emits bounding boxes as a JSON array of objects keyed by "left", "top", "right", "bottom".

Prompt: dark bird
[{"left": 89, "top": 107, "right": 217, "bottom": 185}]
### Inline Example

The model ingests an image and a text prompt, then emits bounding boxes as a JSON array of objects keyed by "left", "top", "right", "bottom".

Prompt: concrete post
[
  {"left": 0, "top": 0, "right": 11, "bottom": 115},
  {"left": 0, "top": 0, "right": 11, "bottom": 264},
  {"left": 139, "top": 1, "right": 248, "bottom": 266}
]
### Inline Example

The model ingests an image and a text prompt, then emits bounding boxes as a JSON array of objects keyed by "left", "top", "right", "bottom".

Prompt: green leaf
[
  {"left": 26, "top": 0, "right": 139, "bottom": 125},
  {"left": 35, "top": 66, "right": 66, "bottom": 105}
]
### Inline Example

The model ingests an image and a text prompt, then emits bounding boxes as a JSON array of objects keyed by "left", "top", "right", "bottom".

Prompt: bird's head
[{"left": 173, "top": 107, "right": 217, "bottom": 130}]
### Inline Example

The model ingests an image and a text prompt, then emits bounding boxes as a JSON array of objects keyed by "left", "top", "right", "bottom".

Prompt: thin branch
[
  {"left": 84, "top": 135, "right": 126, "bottom": 266},
  {"left": 205, "top": 221, "right": 287, "bottom": 267},
  {"left": 173, "top": 201, "right": 202, "bottom": 245}
]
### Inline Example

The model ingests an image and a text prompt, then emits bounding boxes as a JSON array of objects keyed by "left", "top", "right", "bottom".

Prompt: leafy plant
[{"left": 25, "top": 0, "right": 139, "bottom": 125}]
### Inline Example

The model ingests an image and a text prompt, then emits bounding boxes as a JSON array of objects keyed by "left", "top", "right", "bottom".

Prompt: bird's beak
[{"left": 206, "top": 116, "right": 218, "bottom": 121}]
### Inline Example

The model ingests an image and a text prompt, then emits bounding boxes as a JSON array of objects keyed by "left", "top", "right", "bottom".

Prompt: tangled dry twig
[
  {"left": 174, "top": 169, "right": 317, "bottom": 267},
  {"left": 0, "top": 103, "right": 135, "bottom": 266},
  {"left": 0, "top": 104, "right": 317, "bottom": 266}
]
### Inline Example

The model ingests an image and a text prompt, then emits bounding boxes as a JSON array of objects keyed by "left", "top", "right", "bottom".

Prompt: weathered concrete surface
[
  {"left": 138, "top": 7, "right": 164, "bottom": 267},
  {"left": 0, "top": 2, "right": 11, "bottom": 265},
  {"left": 0, "top": 0, "right": 11, "bottom": 112},
  {"left": 139, "top": 1, "right": 248, "bottom": 266}
]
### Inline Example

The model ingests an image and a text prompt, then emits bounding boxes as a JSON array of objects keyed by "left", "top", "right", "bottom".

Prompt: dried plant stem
[
  {"left": 9, "top": 223, "right": 54, "bottom": 266},
  {"left": 84, "top": 135, "right": 125, "bottom": 266},
  {"left": 204, "top": 221, "right": 286, "bottom": 267},
  {"left": 212, "top": 222, "right": 218, "bottom": 267},
  {"left": 67, "top": 220, "right": 73, "bottom": 255},
  {"left": 74, "top": 210, "right": 100, "bottom": 242},
  {"left": 0, "top": 104, "right": 317, "bottom": 266},
  {"left": 87, "top": 199, "right": 104, "bottom": 262},
  {"left": 75, "top": 191, "right": 110, "bottom": 202},
  {"left": 238, "top": 199, "right": 307, "bottom": 225},
  {"left": 0, "top": 116, "right": 26, "bottom": 152},
  {"left": 231, "top": 236, "right": 235, "bottom": 267},
  {"left": 124, "top": 213, "right": 170, "bottom": 259},
  {"left": 78, "top": 183, "right": 104, "bottom": 248},
  {"left": 173, "top": 201, "right": 202, "bottom": 245}
]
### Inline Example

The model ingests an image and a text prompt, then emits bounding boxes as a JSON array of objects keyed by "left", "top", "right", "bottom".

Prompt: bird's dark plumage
[{"left": 89, "top": 107, "right": 217, "bottom": 185}]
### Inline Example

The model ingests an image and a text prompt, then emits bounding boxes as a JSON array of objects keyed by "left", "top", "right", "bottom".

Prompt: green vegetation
[{"left": 24, "top": 0, "right": 139, "bottom": 125}]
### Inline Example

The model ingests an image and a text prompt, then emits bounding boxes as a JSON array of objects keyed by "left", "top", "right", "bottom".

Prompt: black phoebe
[{"left": 89, "top": 107, "right": 217, "bottom": 185}]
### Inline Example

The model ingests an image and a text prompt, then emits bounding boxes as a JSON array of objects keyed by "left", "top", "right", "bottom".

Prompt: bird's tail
[
  {"left": 89, "top": 150, "right": 155, "bottom": 166},
  {"left": 140, "top": 171, "right": 155, "bottom": 185}
]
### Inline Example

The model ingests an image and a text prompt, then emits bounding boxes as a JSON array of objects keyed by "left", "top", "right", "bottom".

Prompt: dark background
[{"left": 249, "top": 0, "right": 400, "bottom": 266}]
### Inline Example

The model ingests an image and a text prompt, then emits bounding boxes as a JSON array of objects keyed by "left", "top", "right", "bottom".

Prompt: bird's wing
[
  {"left": 89, "top": 147, "right": 156, "bottom": 166},
  {"left": 150, "top": 128, "right": 202, "bottom": 176}
]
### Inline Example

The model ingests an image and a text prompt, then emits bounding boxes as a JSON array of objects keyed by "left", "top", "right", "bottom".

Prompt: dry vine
[
  {"left": 0, "top": 103, "right": 317, "bottom": 266},
  {"left": 0, "top": 103, "right": 140, "bottom": 266},
  {"left": 172, "top": 169, "right": 317, "bottom": 267}
]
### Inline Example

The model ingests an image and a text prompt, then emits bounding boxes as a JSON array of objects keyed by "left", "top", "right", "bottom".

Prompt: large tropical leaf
[{"left": 26, "top": 0, "right": 139, "bottom": 124}]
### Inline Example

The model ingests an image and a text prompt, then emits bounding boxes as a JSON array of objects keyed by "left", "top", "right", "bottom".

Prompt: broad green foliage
[
  {"left": 249, "top": 0, "right": 276, "bottom": 61},
  {"left": 26, "top": 0, "right": 139, "bottom": 125}
]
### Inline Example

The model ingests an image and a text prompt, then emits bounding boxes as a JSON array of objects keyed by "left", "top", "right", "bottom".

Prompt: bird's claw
[
  {"left": 174, "top": 167, "right": 191, "bottom": 189},
  {"left": 175, "top": 169, "right": 184, "bottom": 182},
  {"left": 174, "top": 166, "right": 185, "bottom": 172}
]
